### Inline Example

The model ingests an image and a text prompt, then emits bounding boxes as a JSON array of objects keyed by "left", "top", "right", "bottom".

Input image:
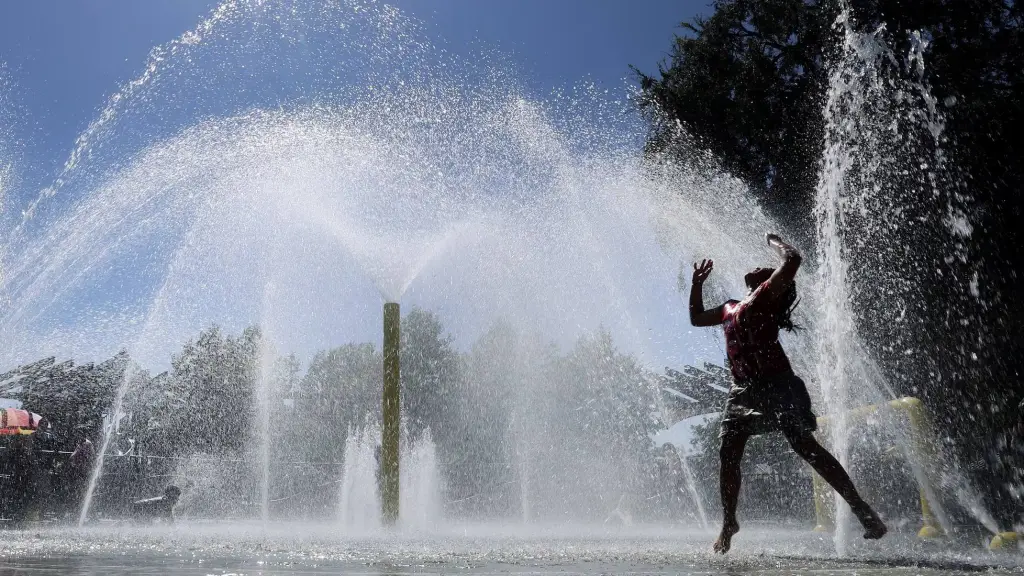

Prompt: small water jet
[
  {"left": 256, "top": 328, "right": 278, "bottom": 527},
  {"left": 77, "top": 372, "right": 131, "bottom": 526},
  {"left": 338, "top": 424, "right": 380, "bottom": 531},
  {"left": 338, "top": 420, "right": 443, "bottom": 530},
  {"left": 673, "top": 444, "right": 709, "bottom": 531},
  {"left": 516, "top": 420, "right": 531, "bottom": 524}
]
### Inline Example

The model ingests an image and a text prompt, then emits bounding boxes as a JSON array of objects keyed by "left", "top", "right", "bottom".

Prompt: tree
[
  {"left": 401, "top": 308, "right": 462, "bottom": 442},
  {"left": 400, "top": 307, "right": 466, "bottom": 505},
  {"left": 297, "top": 343, "right": 381, "bottom": 454},
  {"left": 637, "top": 0, "right": 1022, "bottom": 237},
  {"left": 531, "top": 330, "right": 663, "bottom": 519},
  {"left": 285, "top": 343, "right": 380, "bottom": 517},
  {"left": 635, "top": 0, "right": 836, "bottom": 233},
  {"left": 455, "top": 321, "right": 556, "bottom": 518},
  {"left": 7, "top": 353, "right": 130, "bottom": 452},
  {"left": 162, "top": 325, "right": 262, "bottom": 456}
]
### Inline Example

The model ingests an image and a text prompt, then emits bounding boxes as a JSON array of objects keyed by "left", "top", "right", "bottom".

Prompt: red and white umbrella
[{"left": 0, "top": 408, "right": 43, "bottom": 435}]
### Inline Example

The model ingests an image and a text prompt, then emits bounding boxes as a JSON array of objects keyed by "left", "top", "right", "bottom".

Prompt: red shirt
[{"left": 721, "top": 280, "right": 793, "bottom": 383}]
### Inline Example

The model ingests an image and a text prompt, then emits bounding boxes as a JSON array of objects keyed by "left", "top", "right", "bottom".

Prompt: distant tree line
[{"left": 1, "top": 309, "right": 731, "bottom": 522}]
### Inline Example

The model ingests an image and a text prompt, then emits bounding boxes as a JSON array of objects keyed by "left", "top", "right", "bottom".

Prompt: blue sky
[
  {"left": 1, "top": 0, "right": 704, "bottom": 185},
  {"left": 0, "top": 0, "right": 732, "bottom": 373}
]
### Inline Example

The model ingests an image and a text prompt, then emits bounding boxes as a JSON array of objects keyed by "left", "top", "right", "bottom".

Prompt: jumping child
[{"left": 689, "top": 233, "right": 886, "bottom": 553}]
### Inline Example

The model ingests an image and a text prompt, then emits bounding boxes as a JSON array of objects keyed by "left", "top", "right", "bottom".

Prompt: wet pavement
[{"left": 0, "top": 522, "right": 1020, "bottom": 575}]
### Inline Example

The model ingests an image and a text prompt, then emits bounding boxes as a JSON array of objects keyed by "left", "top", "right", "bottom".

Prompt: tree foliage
[
  {"left": 1, "top": 313, "right": 687, "bottom": 522},
  {"left": 637, "top": 0, "right": 1022, "bottom": 235},
  {"left": 636, "top": 0, "right": 836, "bottom": 230}
]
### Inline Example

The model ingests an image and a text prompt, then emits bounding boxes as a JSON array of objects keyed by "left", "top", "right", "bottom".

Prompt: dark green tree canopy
[
  {"left": 636, "top": 0, "right": 837, "bottom": 228},
  {"left": 637, "top": 0, "right": 1022, "bottom": 236}
]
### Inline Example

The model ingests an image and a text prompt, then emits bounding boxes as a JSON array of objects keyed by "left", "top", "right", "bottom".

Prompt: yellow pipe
[
  {"left": 811, "top": 396, "right": 942, "bottom": 538},
  {"left": 811, "top": 469, "right": 834, "bottom": 532},
  {"left": 988, "top": 531, "right": 1019, "bottom": 551},
  {"left": 898, "top": 397, "right": 943, "bottom": 538},
  {"left": 381, "top": 302, "right": 401, "bottom": 526}
]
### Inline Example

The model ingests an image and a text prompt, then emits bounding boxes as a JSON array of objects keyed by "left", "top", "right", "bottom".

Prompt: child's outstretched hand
[{"left": 692, "top": 259, "right": 713, "bottom": 285}]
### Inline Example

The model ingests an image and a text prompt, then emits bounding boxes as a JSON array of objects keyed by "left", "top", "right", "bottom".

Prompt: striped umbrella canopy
[{"left": 0, "top": 408, "right": 43, "bottom": 435}]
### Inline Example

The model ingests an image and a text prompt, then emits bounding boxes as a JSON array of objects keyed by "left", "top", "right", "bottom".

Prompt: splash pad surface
[{"left": 0, "top": 523, "right": 1017, "bottom": 576}]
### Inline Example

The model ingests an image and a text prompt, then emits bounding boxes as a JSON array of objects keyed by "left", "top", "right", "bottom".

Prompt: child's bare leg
[
  {"left": 714, "top": 431, "right": 749, "bottom": 553},
  {"left": 784, "top": 430, "right": 887, "bottom": 539}
]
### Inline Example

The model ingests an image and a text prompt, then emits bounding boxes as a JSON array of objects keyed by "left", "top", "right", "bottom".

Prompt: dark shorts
[{"left": 720, "top": 372, "right": 817, "bottom": 439}]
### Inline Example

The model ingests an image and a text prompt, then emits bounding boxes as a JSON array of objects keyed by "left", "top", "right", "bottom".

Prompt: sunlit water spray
[
  {"left": 338, "top": 421, "right": 443, "bottom": 530},
  {"left": 0, "top": 0, "right": 998, "bottom": 552},
  {"left": 812, "top": 8, "right": 995, "bottom": 552}
]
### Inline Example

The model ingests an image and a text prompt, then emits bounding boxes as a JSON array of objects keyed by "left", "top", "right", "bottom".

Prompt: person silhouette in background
[{"left": 689, "top": 233, "right": 886, "bottom": 553}]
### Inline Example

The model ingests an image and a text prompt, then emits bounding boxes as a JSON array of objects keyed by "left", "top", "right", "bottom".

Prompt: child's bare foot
[
  {"left": 713, "top": 521, "right": 739, "bottom": 554},
  {"left": 856, "top": 506, "right": 887, "bottom": 540}
]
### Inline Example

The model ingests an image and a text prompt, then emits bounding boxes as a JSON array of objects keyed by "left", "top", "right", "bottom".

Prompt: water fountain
[
  {"left": 338, "top": 423, "right": 380, "bottom": 531},
  {"left": 338, "top": 419, "right": 443, "bottom": 531},
  {"left": 0, "top": 0, "right": 1018, "bottom": 572},
  {"left": 810, "top": 8, "right": 1011, "bottom": 552}
]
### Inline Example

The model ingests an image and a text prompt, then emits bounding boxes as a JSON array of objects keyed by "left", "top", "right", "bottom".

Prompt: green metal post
[{"left": 382, "top": 302, "right": 401, "bottom": 526}]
